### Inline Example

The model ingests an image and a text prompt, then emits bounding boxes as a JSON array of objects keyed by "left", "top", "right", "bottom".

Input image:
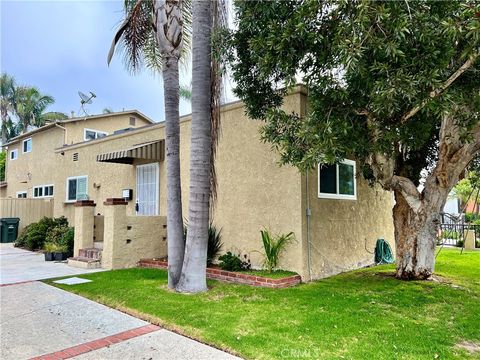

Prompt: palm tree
[
  {"left": 176, "top": 0, "right": 214, "bottom": 293},
  {"left": 15, "top": 86, "right": 54, "bottom": 133},
  {"left": 0, "top": 73, "right": 16, "bottom": 144},
  {"left": 108, "top": 0, "right": 191, "bottom": 288}
]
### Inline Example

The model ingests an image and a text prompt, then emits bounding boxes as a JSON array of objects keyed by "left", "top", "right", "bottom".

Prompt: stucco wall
[
  {"left": 302, "top": 169, "right": 395, "bottom": 280},
  {"left": 52, "top": 123, "right": 167, "bottom": 222},
  {"left": 3, "top": 127, "right": 64, "bottom": 199},
  {"left": 102, "top": 203, "right": 167, "bottom": 270},
  {"left": 211, "top": 97, "right": 306, "bottom": 277},
  {"left": 63, "top": 113, "right": 152, "bottom": 146}
]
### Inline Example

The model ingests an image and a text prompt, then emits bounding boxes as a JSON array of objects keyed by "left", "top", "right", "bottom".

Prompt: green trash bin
[{"left": 0, "top": 218, "right": 20, "bottom": 243}]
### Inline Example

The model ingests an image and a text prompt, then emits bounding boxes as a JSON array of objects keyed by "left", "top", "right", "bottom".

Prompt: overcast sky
[{"left": 1, "top": 0, "right": 195, "bottom": 122}]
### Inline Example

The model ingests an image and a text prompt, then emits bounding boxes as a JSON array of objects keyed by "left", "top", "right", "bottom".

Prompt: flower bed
[{"left": 138, "top": 259, "right": 301, "bottom": 288}]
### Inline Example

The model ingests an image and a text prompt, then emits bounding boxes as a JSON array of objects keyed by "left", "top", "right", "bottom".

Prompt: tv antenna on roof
[{"left": 78, "top": 91, "right": 96, "bottom": 116}]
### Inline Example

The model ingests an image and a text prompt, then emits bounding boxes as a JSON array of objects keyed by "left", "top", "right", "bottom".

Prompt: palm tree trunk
[
  {"left": 163, "top": 56, "right": 185, "bottom": 288},
  {"left": 176, "top": 0, "right": 212, "bottom": 293}
]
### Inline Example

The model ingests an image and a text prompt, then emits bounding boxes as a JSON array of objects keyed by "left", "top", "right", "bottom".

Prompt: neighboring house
[{"left": 0, "top": 86, "right": 395, "bottom": 280}]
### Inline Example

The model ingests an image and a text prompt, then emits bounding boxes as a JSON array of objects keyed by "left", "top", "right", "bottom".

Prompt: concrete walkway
[
  {"left": 0, "top": 244, "right": 241, "bottom": 360},
  {"left": 0, "top": 244, "right": 103, "bottom": 285}
]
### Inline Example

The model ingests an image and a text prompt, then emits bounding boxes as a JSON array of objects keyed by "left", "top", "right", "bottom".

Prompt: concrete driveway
[
  {"left": 0, "top": 244, "right": 241, "bottom": 360},
  {"left": 0, "top": 244, "right": 104, "bottom": 285}
]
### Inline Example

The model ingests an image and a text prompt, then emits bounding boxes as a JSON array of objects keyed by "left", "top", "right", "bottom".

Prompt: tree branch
[{"left": 400, "top": 52, "right": 479, "bottom": 124}]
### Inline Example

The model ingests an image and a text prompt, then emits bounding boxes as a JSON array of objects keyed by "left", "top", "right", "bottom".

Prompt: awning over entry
[{"left": 96, "top": 140, "right": 165, "bottom": 164}]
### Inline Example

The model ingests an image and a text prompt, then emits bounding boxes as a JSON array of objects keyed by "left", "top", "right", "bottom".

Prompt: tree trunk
[
  {"left": 176, "top": 0, "right": 212, "bottom": 293},
  {"left": 163, "top": 56, "right": 185, "bottom": 288},
  {"left": 393, "top": 191, "right": 441, "bottom": 280}
]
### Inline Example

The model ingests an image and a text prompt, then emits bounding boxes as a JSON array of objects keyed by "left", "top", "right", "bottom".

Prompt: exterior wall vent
[
  {"left": 73, "top": 153, "right": 79, "bottom": 161},
  {"left": 129, "top": 117, "right": 136, "bottom": 126}
]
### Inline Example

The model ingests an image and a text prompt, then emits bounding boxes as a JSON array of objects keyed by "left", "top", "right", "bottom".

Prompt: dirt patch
[{"left": 455, "top": 341, "right": 480, "bottom": 354}]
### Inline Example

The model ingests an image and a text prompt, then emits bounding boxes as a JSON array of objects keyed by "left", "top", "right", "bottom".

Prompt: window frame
[
  {"left": 318, "top": 159, "right": 357, "bottom": 200},
  {"left": 16, "top": 191, "right": 27, "bottom": 198},
  {"left": 22, "top": 138, "right": 32, "bottom": 153},
  {"left": 65, "top": 175, "right": 88, "bottom": 203},
  {"left": 84, "top": 128, "right": 108, "bottom": 141},
  {"left": 32, "top": 184, "right": 54, "bottom": 198},
  {"left": 10, "top": 149, "right": 18, "bottom": 160}
]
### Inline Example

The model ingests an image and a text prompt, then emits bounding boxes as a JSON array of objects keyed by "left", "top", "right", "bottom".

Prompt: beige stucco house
[{"left": 1, "top": 86, "right": 395, "bottom": 280}]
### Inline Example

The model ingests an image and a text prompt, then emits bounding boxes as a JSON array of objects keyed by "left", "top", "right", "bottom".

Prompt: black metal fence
[{"left": 438, "top": 223, "right": 480, "bottom": 248}]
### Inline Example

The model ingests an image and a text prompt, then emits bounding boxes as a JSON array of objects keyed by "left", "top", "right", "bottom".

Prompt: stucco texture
[{"left": 302, "top": 170, "right": 395, "bottom": 280}]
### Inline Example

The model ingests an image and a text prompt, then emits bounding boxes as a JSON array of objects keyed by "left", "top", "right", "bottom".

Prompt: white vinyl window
[
  {"left": 22, "top": 138, "right": 32, "bottom": 153},
  {"left": 84, "top": 128, "right": 108, "bottom": 141},
  {"left": 66, "top": 176, "right": 88, "bottom": 202},
  {"left": 16, "top": 191, "right": 27, "bottom": 198},
  {"left": 318, "top": 159, "right": 357, "bottom": 200},
  {"left": 10, "top": 149, "right": 18, "bottom": 160},
  {"left": 33, "top": 184, "right": 54, "bottom": 198}
]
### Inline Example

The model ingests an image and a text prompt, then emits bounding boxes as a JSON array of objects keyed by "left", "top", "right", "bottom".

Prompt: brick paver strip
[{"left": 30, "top": 325, "right": 161, "bottom": 360}]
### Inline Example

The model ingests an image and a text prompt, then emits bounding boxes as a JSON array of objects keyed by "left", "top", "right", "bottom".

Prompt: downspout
[
  {"left": 54, "top": 122, "right": 67, "bottom": 145},
  {"left": 305, "top": 171, "right": 313, "bottom": 281}
]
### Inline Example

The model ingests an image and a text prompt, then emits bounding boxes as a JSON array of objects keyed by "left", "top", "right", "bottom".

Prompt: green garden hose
[{"left": 374, "top": 239, "right": 395, "bottom": 264}]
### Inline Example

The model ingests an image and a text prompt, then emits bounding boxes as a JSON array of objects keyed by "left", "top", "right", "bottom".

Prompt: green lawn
[{"left": 47, "top": 248, "right": 480, "bottom": 360}]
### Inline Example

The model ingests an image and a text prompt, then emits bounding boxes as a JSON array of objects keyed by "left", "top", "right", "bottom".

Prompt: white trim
[
  {"left": 84, "top": 128, "right": 108, "bottom": 141},
  {"left": 10, "top": 149, "right": 18, "bottom": 160},
  {"left": 318, "top": 159, "right": 357, "bottom": 200},
  {"left": 16, "top": 191, "right": 27, "bottom": 198},
  {"left": 65, "top": 175, "right": 88, "bottom": 202},
  {"left": 136, "top": 163, "right": 159, "bottom": 216},
  {"left": 22, "top": 138, "right": 32, "bottom": 153},
  {"left": 32, "top": 184, "right": 54, "bottom": 198}
]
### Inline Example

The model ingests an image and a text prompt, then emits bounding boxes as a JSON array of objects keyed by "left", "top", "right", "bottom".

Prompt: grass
[{"left": 47, "top": 248, "right": 480, "bottom": 360}]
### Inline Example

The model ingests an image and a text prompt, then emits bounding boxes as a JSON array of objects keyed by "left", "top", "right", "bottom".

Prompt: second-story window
[
  {"left": 84, "top": 128, "right": 108, "bottom": 141},
  {"left": 10, "top": 149, "right": 18, "bottom": 160},
  {"left": 23, "top": 138, "right": 32, "bottom": 153}
]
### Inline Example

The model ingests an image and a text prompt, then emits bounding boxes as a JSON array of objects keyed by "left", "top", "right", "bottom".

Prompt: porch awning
[{"left": 96, "top": 140, "right": 165, "bottom": 164}]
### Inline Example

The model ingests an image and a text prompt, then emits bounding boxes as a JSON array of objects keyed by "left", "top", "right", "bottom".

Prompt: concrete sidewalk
[
  {"left": 0, "top": 244, "right": 103, "bottom": 285},
  {"left": 0, "top": 244, "right": 241, "bottom": 360}
]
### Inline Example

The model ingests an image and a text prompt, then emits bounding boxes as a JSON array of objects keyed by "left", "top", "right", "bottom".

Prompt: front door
[{"left": 136, "top": 163, "right": 159, "bottom": 215}]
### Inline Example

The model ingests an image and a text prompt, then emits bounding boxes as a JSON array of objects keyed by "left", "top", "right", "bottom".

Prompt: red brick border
[
  {"left": 104, "top": 198, "right": 128, "bottom": 206},
  {"left": 139, "top": 259, "right": 302, "bottom": 288},
  {"left": 30, "top": 325, "right": 160, "bottom": 360}
]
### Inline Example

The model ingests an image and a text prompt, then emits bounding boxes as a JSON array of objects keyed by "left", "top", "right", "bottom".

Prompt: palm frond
[{"left": 209, "top": 0, "right": 229, "bottom": 212}]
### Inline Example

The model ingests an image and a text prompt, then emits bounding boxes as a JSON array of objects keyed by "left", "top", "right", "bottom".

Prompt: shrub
[
  {"left": 465, "top": 212, "right": 479, "bottom": 223},
  {"left": 44, "top": 242, "right": 67, "bottom": 253},
  {"left": 207, "top": 225, "right": 223, "bottom": 266},
  {"left": 14, "top": 216, "right": 70, "bottom": 251},
  {"left": 456, "top": 240, "right": 465, "bottom": 248},
  {"left": 260, "top": 229, "right": 295, "bottom": 272},
  {"left": 46, "top": 225, "right": 74, "bottom": 257},
  {"left": 218, "top": 251, "right": 251, "bottom": 271}
]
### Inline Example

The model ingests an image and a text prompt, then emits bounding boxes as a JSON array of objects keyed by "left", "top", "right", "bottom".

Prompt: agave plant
[{"left": 260, "top": 229, "right": 295, "bottom": 273}]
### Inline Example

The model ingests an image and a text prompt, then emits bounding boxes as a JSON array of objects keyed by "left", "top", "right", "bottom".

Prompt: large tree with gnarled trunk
[{"left": 227, "top": 0, "right": 480, "bottom": 279}]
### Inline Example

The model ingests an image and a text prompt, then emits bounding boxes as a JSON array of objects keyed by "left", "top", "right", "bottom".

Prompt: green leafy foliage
[
  {"left": 227, "top": 1, "right": 480, "bottom": 184},
  {"left": 260, "top": 229, "right": 294, "bottom": 272},
  {"left": 46, "top": 224, "right": 74, "bottom": 257},
  {"left": 207, "top": 225, "right": 223, "bottom": 266},
  {"left": 218, "top": 251, "right": 251, "bottom": 271},
  {"left": 0, "top": 151, "right": 5, "bottom": 181},
  {"left": 15, "top": 216, "right": 69, "bottom": 251}
]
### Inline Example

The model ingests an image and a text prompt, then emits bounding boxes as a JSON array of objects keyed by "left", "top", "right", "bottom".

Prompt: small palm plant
[
  {"left": 207, "top": 225, "right": 223, "bottom": 266},
  {"left": 260, "top": 229, "right": 294, "bottom": 273}
]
